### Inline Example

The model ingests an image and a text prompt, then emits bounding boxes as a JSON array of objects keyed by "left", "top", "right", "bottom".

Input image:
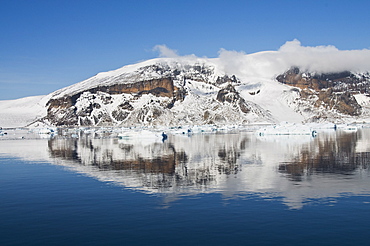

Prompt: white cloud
[
  {"left": 217, "top": 48, "right": 288, "bottom": 79},
  {"left": 216, "top": 40, "right": 370, "bottom": 80},
  {"left": 152, "top": 40, "right": 370, "bottom": 81},
  {"left": 153, "top": 45, "right": 179, "bottom": 58},
  {"left": 277, "top": 39, "right": 370, "bottom": 73},
  {"left": 278, "top": 39, "right": 339, "bottom": 53},
  {"left": 217, "top": 48, "right": 248, "bottom": 75}
]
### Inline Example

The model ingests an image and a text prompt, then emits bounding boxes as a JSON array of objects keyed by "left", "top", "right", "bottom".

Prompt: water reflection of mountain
[
  {"left": 279, "top": 130, "right": 370, "bottom": 181},
  {"left": 48, "top": 134, "right": 245, "bottom": 190},
  {"left": 44, "top": 129, "right": 370, "bottom": 209}
]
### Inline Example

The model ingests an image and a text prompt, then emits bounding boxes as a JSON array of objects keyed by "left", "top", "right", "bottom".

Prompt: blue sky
[{"left": 1, "top": 0, "right": 370, "bottom": 100}]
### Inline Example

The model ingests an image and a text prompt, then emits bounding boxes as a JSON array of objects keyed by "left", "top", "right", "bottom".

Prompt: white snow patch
[{"left": 0, "top": 96, "right": 48, "bottom": 128}]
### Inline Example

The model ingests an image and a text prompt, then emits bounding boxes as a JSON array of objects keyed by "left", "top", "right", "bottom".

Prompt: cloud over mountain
[
  {"left": 153, "top": 45, "right": 179, "bottom": 58},
  {"left": 218, "top": 39, "right": 370, "bottom": 77},
  {"left": 278, "top": 39, "right": 370, "bottom": 73},
  {"left": 154, "top": 39, "right": 370, "bottom": 80}
]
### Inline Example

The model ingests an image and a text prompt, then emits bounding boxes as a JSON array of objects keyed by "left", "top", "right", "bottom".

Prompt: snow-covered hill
[
  {"left": 2, "top": 41, "right": 370, "bottom": 128},
  {"left": 0, "top": 96, "right": 48, "bottom": 128}
]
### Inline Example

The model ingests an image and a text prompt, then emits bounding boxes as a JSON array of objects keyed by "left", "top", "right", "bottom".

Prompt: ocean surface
[{"left": 1, "top": 127, "right": 370, "bottom": 245}]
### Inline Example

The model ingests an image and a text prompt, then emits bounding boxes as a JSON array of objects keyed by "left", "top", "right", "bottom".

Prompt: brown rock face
[
  {"left": 216, "top": 84, "right": 239, "bottom": 103},
  {"left": 98, "top": 78, "right": 176, "bottom": 97},
  {"left": 48, "top": 77, "right": 177, "bottom": 107},
  {"left": 276, "top": 67, "right": 367, "bottom": 116},
  {"left": 276, "top": 67, "right": 369, "bottom": 93},
  {"left": 46, "top": 77, "right": 184, "bottom": 126},
  {"left": 315, "top": 89, "right": 362, "bottom": 116},
  {"left": 216, "top": 84, "right": 251, "bottom": 114},
  {"left": 300, "top": 87, "right": 362, "bottom": 116}
]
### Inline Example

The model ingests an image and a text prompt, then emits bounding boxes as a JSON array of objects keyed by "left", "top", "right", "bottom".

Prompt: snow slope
[{"left": 0, "top": 96, "right": 48, "bottom": 128}]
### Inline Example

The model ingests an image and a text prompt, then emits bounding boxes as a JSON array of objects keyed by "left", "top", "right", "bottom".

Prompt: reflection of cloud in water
[{"left": 1, "top": 129, "right": 370, "bottom": 209}]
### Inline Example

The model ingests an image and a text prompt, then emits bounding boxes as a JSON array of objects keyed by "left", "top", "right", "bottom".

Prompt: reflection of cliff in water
[
  {"left": 279, "top": 130, "right": 370, "bottom": 181},
  {"left": 47, "top": 129, "right": 370, "bottom": 209},
  {"left": 48, "top": 133, "right": 245, "bottom": 191}
]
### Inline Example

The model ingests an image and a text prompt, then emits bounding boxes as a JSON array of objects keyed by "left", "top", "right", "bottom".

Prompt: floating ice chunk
[
  {"left": 118, "top": 129, "right": 167, "bottom": 143},
  {"left": 336, "top": 124, "right": 359, "bottom": 132},
  {"left": 256, "top": 123, "right": 317, "bottom": 137},
  {"left": 37, "top": 128, "right": 56, "bottom": 135}
]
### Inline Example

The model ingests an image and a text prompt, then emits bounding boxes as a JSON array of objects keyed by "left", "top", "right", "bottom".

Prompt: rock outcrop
[
  {"left": 43, "top": 62, "right": 271, "bottom": 127},
  {"left": 48, "top": 89, "right": 178, "bottom": 126},
  {"left": 277, "top": 67, "right": 367, "bottom": 117},
  {"left": 276, "top": 67, "right": 370, "bottom": 93},
  {"left": 46, "top": 77, "right": 184, "bottom": 126},
  {"left": 300, "top": 88, "right": 362, "bottom": 116},
  {"left": 216, "top": 84, "right": 250, "bottom": 114}
]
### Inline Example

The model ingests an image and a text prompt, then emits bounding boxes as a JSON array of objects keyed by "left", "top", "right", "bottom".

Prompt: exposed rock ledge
[
  {"left": 276, "top": 67, "right": 370, "bottom": 93},
  {"left": 46, "top": 77, "right": 186, "bottom": 126},
  {"left": 276, "top": 67, "right": 368, "bottom": 117}
]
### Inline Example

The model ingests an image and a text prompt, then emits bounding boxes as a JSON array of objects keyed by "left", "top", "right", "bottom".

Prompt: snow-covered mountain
[{"left": 2, "top": 45, "right": 370, "bottom": 128}]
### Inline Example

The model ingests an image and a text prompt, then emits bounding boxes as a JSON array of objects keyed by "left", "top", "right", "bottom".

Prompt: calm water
[{"left": 1, "top": 128, "right": 370, "bottom": 245}]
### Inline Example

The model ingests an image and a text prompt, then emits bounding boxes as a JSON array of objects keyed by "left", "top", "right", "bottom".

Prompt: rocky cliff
[
  {"left": 43, "top": 61, "right": 272, "bottom": 127},
  {"left": 276, "top": 67, "right": 370, "bottom": 117},
  {"left": 46, "top": 77, "right": 186, "bottom": 126},
  {"left": 276, "top": 67, "right": 370, "bottom": 92}
]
